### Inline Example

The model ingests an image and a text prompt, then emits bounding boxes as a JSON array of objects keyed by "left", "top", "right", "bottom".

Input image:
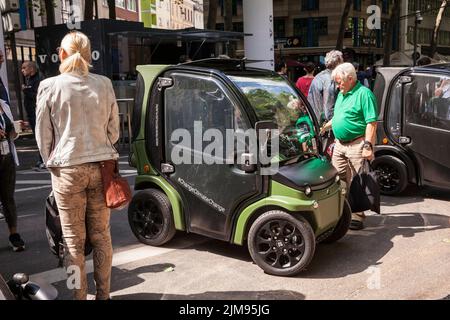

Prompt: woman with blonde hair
[{"left": 36, "top": 31, "right": 119, "bottom": 300}]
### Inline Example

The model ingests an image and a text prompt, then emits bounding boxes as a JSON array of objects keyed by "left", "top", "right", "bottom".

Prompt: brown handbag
[{"left": 99, "top": 159, "right": 132, "bottom": 209}]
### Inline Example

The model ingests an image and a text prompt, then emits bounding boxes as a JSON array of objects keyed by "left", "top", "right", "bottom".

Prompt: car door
[
  {"left": 401, "top": 72, "right": 450, "bottom": 188},
  {"left": 162, "top": 71, "right": 261, "bottom": 241}
]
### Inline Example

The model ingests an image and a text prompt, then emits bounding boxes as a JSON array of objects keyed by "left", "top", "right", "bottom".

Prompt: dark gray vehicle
[{"left": 372, "top": 63, "right": 450, "bottom": 195}]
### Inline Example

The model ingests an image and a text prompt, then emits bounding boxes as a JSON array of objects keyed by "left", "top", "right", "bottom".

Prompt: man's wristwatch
[{"left": 363, "top": 140, "right": 373, "bottom": 151}]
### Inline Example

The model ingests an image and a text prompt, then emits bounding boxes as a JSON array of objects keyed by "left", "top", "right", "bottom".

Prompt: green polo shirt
[{"left": 332, "top": 81, "right": 378, "bottom": 142}]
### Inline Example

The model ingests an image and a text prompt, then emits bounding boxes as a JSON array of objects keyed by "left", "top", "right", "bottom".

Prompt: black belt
[{"left": 339, "top": 135, "right": 364, "bottom": 145}]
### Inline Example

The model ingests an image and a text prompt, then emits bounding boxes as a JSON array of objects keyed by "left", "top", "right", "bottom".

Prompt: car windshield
[{"left": 228, "top": 74, "right": 317, "bottom": 161}]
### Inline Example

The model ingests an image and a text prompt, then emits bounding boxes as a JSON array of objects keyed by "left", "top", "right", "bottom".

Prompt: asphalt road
[{"left": 1, "top": 142, "right": 449, "bottom": 300}]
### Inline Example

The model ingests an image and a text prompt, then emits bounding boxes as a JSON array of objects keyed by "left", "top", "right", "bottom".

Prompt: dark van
[{"left": 372, "top": 63, "right": 450, "bottom": 195}]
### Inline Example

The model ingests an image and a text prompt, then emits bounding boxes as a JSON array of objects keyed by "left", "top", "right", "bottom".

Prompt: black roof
[{"left": 414, "top": 63, "right": 450, "bottom": 73}]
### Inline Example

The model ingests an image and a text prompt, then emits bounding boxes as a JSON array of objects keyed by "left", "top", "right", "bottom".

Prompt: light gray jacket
[{"left": 36, "top": 72, "right": 120, "bottom": 167}]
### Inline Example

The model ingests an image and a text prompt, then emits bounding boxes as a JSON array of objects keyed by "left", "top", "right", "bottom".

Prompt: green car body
[{"left": 128, "top": 60, "right": 349, "bottom": 276}]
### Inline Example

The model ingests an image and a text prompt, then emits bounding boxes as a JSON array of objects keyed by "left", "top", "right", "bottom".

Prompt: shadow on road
[
  {"left": 302, "top": 211, "right": 450, "bottom": 279},
  {"left": 112, "top": 290, "right": 305, "bottom": 300},
  {"left": 123, "top": 212, "right": 450, "bottom": 282}
]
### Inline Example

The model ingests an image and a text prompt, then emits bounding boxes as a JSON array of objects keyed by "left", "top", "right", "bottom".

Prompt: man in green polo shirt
[{"left": 320, "top": 62, "right": 378, "bottom": 230}]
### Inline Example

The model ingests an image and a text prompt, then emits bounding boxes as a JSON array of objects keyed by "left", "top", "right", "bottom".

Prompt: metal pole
[
  {"left": 413, "top": 0, "right": 419, "bottom": 66},
  {"left": 413, "top": 17, "right": 418, "bottom": 66},
  {"left": 10, "top": 32, "right": 24, "bottom": 120}
]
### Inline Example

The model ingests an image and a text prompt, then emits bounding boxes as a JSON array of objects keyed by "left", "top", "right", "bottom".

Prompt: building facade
[
  {"left": 405, "top": 0, "right": 450, "bottom": 56},
  {"left": 140, "top": 0, "right": 204, "bottom": 29},
  {"left": 204, "top": 0, "right": 450, "bottom": 65}
]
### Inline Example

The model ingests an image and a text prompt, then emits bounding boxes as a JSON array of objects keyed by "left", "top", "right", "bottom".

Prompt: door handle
[
  {"left": 161, "top": 163, "right": 175, "bottom": 174},
  {"left": 398, "top": 136, "right": 411, "bottom": 144}
]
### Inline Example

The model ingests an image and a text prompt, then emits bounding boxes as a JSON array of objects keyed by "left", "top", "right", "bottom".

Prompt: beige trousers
[
  {"left": 50, "top": 163, "right": 112, "bottom": 300},
  {"left": 332, "top": 138, "right": 366, "bottom": 222}
]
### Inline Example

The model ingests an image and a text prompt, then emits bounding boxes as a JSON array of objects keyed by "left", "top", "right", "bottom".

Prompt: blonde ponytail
[{"left": 59, "top": 31, "right": 92, "bottom": 76}]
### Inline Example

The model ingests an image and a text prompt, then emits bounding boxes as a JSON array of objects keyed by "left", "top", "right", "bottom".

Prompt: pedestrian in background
[
  {"left": 320, "top": 63, "right": 378, "bottom": 230},
  {"left": 307, "top": 50, "right": 343, "bottom": 124},
  {"left": 21, "top": 61, "right": 44, "bottom": 170},
  {"left": 0, "top": 50, "right": 9, "bottom": 105},
  {"left": 354, "top": 62, "right": 370, "bottom": 88},
  {"left": 0, "top": 49, "right": 6, "bottom": 221},
  {"left": 36, "top": 31, "right": 120, "bottom": 300},
  {"left": 179, "top": 55, "right": 192, "bottom": 63},
  {"left": 296, "top": 62, "right": 315, "bottom": 98},
  {"left": 0, "top": 48, "right": 25, "bottom": 251},
  {"left": 275, "top": 61, "right": 288, "bottom": 77}
]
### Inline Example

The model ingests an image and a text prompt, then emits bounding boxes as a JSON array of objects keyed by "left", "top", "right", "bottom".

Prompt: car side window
[
  {"left": 164, "top": 73, "right": 250, "bottom": 162},
  {"left": 387, "top": 79, "right": 402, "bottom": 140},
  {"left": 165, "top": 73, "right": 249, "bottom": 134},
  {"left": 404, "top": 74, "right": 450, "bottom": 131}
]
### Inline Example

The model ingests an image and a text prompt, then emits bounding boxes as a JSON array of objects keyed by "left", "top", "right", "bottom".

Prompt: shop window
[{"left": 301, "top": 0, "right": 319, "bottom": 11}]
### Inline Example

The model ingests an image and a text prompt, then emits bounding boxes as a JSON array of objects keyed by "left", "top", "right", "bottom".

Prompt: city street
[{"left": 0, "top": 137, "right": 449, "bottom": 300}]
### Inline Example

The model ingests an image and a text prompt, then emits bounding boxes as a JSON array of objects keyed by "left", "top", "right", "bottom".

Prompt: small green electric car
[{"left": 128, "top": 59, "right": 350, "bottom": 276}]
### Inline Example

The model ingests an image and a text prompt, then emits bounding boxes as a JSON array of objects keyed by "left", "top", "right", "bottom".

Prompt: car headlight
[
  {"left": 305, "top": 185, "right": 312, "bottom": 197},
  {"left": 313, "top": 201, "right": 319, "bottom": 209}
]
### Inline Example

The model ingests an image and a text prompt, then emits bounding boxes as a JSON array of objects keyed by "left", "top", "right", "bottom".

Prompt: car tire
[
  {"left": 248, "top": 210, "right": 315, "bottom": 277},
  {"left": 128, "top": 189, "right": 176, "bottom": 246},
  {"left": 372, "top": 155, "right": 408, "bottom": 195},
  {"left": 320, "top": 200, "right": 352, "bottom": 244}
]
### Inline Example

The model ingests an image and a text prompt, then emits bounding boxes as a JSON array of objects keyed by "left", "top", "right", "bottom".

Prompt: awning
[{"left": 108, "top": 28, "right": 248, "bottom": 43}]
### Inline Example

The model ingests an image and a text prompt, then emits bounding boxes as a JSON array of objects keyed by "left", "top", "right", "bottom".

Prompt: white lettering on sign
[
  {"left": 91, "top": 50, "right": 100, "bottom": 61},
  {"left": 38, "top": 55, "right": 47, "bottom": 64},
  {"left": 38, "top": 50, "right": 101, "bottom": 65}
]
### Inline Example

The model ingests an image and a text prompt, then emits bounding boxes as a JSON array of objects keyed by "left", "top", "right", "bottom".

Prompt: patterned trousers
[{"left": 50, "top": 163, "right": 112, "bottom": 300}]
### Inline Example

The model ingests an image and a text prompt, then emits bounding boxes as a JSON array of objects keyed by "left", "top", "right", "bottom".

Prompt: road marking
[
  {"left": 17, "top": 170, "right": 50, "bottom": 175},
  {"left": 387, "top": 214, "right": 415, "bottom": 217},
  {"left": 30, "top": 239, "right": 207, "bottom": 285},
  {"left": 16, "top": 180, "right": 52, "bottom": 185},
  {"left": 397, "top": 225, "right": 441, "bottom": 230},
  {"left": 18, "top": 213, "right": 40, "bottom": 219},
  {"left": 122, "top": 173, "right": 137, "bottom": 178},
  {"left": 15, "top": 185, "right": 52, "bottom": 193},
  {"left": 119, "top": 169, "right": 137, "bottom": 174}
]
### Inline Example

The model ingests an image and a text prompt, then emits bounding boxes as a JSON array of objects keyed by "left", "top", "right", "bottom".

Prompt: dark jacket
[
  {"left": 23, "top": 73, "right": 40, "bottom": 109},
  {"left": 0, "top": 77, "right": 9, "bottom": 105}
]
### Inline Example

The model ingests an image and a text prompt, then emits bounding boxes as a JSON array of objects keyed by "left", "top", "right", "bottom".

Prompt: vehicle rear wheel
[
  {"left": 320, "top": 200, "right": 351, "bottom": 244},
  {"left": 372, "top": 155, "right": 408, "bottom": 195},
  {"left": 128, "top": 189, "right": 176, "bottom": 246},
  {"left": 248, "top": 211, "right": 315, "bottom": 277}
]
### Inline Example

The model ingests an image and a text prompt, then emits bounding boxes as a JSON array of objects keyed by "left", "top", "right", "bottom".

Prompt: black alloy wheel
[
  {"left": 248, "top": 211, "right": 315, "bottom": 276},
  {"left": 372, "top": 155, "right": 408, "bottom": 195},
  {"left": 128, "top": 189, "right": 176, "bottom": 246}
]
